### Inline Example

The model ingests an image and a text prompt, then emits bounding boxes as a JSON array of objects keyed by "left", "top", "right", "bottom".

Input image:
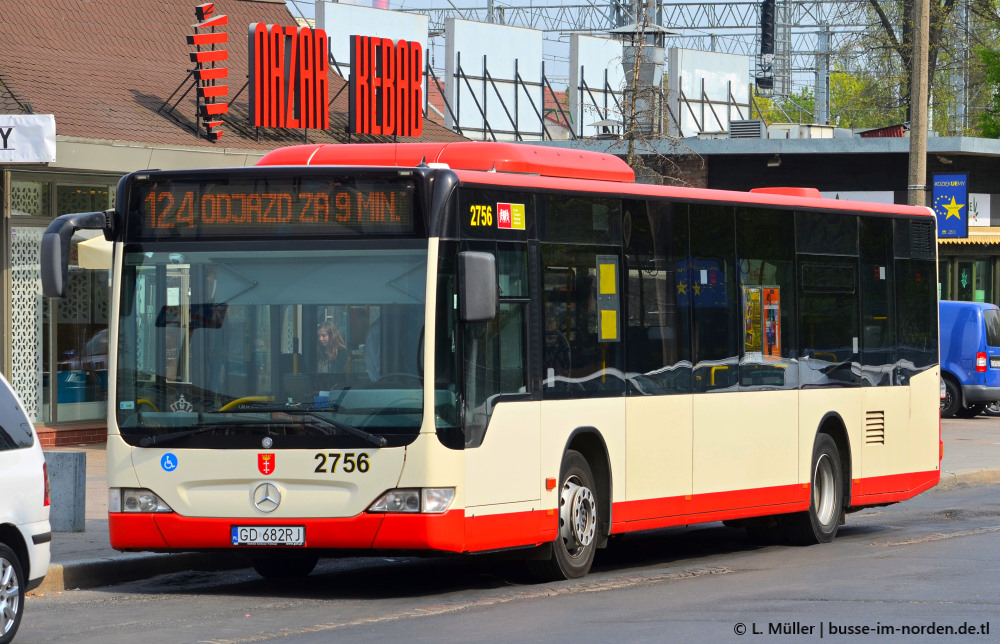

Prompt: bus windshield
[{"left": 115, "top": 243, "right": 429, "bottom": 449}]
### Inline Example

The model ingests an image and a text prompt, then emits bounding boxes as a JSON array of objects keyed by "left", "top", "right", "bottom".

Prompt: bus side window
[
  {"left": 689, "top": 204, "right": 740, "bottom": 392},
  {"left": 623, "top": 199, "right": 691, "bottom": 395},
  {"left": 735, "top": 207, "right": 796, "bottom": 391},
  {"left": 540, "top": 244, "right": 625, "bottom": 398}
]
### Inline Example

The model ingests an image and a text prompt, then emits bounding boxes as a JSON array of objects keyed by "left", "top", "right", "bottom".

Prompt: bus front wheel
[
  {"left": 782, "top": 434, "right": 844, "bottom": 545},
  {"left": 527, "top": 450, "right": 599, "bottom": 581}
]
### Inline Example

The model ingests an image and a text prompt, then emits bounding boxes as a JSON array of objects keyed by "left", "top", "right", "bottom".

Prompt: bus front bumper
[{"left": 108, "top": 509, "right": 556, "bottom": 554}]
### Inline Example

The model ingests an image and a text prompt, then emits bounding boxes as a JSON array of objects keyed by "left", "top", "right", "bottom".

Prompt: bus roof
[
  {"left": 256, "top": 142, "right": 636, "bottom": 183},
  {"left": 255, "top": 142, "right": 933, "bottom": 218}
]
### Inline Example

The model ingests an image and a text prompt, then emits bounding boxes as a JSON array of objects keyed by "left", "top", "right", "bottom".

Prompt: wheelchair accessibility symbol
[{"left": 161, "top": 453, "right": 178, "bottom": 472}]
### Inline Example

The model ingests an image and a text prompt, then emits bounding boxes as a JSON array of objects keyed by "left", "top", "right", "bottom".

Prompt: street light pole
[{"left": 908, "top": 0, "right": 930, "bottom": 207}]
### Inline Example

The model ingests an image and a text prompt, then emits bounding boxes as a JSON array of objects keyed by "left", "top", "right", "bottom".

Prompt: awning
[
  {"left": 77, "top": 234, "right": 112, "bottom": 270},
  {"left": 939, "top": 227, "right": 1000, "bottom": 245}
]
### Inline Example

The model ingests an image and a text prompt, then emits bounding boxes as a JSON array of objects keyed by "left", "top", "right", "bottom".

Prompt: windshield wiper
[
  {"left": 297, "top": 410, "right": 387, "bottom": 447},
  {"left": 138, "top": 419, "right": 273, "bottom": 447},
  {"left": 215, "top": 404, "right": 388, "bottom": 447}
]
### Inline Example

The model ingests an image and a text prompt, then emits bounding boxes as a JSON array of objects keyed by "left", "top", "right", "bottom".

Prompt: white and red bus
[{"left": 40, "top": 142, "right": 941, "bottom": 580}]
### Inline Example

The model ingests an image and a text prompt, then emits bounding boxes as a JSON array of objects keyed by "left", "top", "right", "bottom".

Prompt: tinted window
[
  {"left": 541, "top": 244, "right": 625, "bottom": 398},
  {"left": 0, "top": 380, "right": 34, "bottom": 450},
  {"left": 859, "top": 217, "right": 896, "bottom": 386},
  {"left": 624, "top": 200, "right": 692, "bottom": 394},
  {"left": 896, "top": 258, "right": 938, "bottom": 377},
  {"left": 689, "top": 205, "right": 739, "bottom": 391},
  {"left": 543, "top": 195, "right": 622, "bottom": 245},
  {"left": 798, "top": 256, "right": 860, "bottom": 387},
  {"left": 797, "top": 211, "right": 858, "bottom": 255},
  {"left": 736, "top": 208, "right": 797, "bottom": 390},
  {"left": 985, "top": 310, "right": 1000, "bottom": 348}
]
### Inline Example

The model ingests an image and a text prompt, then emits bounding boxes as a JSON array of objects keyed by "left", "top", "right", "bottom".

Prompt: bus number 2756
[{"left": 314, "top": 452, "right": 370, "bottom": 474}]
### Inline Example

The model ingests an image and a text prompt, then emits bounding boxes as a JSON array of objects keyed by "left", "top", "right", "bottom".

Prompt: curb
[
  {"left": 34, "top": 552, "right": 247, "bottom": 593},
  {"left": 934, "top": 468, "right": 1000, "bottom": 489},
  {"left": 34, "top": 468, "right": 1000, "bottom": 593}
]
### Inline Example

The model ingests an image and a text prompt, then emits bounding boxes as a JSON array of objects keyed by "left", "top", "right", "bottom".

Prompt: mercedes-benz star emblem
[{"left": 253, "top": 482, "right": 281, "bottom": 513}]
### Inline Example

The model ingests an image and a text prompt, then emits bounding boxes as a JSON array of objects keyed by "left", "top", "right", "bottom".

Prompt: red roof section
[
  {"left": 0, "top": 0, "right": 465, "bottom": 149},
  {"left": 257, "top": 142, "right": 636, "bottom": 182}
]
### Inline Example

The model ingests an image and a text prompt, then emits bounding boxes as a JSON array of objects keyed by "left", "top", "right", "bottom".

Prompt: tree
[
  {"left": 751, "top": 69, "right": 905, "bottom": 130},
  {"left": 866, "top": 0, "right": 958, "bottom": 122},
  {"left": 976, "top": 46, "right": 1000, "bottom": 137}
]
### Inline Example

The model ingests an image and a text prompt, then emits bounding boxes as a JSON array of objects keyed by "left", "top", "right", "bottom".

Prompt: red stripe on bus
[
  {"left": 850, "top": 470, "right": 940, "bottom": 505},
  {"left": 108, "top": 471, "right": 940, "bottom": 553},
  {"left": 611, "top": 483, "right": 810, "bottom": 533}
]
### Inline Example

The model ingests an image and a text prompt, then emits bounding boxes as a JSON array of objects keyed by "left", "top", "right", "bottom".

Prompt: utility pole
[{"left": 907, "top": 0, "right": 929, "bottom": 207}]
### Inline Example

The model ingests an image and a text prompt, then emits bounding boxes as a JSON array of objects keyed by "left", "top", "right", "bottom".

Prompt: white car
[{"left": 0, "top": 371, "right": 50, "bottom": 644}]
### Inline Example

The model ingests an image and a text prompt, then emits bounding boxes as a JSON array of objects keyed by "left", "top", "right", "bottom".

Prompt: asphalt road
[{"left": 19, "top": 481, "right": 1000, "bottom": 644}]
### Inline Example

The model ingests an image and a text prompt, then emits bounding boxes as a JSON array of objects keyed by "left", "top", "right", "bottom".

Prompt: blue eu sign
[{"left": 933, "top": 173, "right": 968, "bottom": 239}]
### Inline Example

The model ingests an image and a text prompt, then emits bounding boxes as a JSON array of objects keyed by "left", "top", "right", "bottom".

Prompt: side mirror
[
  {"left": 458, "top": 251, "right": 497, "bottom": 322},
  {"left": 40, "top": 211, "right": 111, "bottom": 298}
]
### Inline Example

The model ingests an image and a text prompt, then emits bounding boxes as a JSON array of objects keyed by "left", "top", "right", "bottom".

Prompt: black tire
[
  {"left": 782, "top": 434, "right": 844, "bottom": 545},
  {"left": 982, "top": 401, "right": 1000, "bottom": 417},
  {"left": 956, "top": 403, "right": 985, "bottom": 419},
  {"left": 251, "top": 554, "right": 319, "bottom": 579},
  {"left": 940, "top": 378, "right": 961, "bottom": 418},
  {"left": 0, "top": 543, "right": 25, "bottom": 644},
  {"left": 527, "top": 450, "right": 600, "bottom": 581}
]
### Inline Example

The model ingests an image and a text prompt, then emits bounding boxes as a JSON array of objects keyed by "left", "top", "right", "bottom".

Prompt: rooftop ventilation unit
[{"left": 729, "top": 120, "right": 766, "bottom": 139}]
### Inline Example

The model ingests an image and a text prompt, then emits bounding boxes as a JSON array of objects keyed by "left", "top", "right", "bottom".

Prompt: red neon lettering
[
  {"left": 298, "top": 28, "right": 314, "bottom": 129},
  {"left": 268, "top": 24, "right": 285, "bottom": 127},
  {"left": 410, "top": 41, "right": 423, "bottom": 137},
  {"left": 250, "top": 24, "right": 268, "bottom": 127},
  {"left": 315, "top": 30, "right": 329, "bottom": 130},
  {"left": 351, "top": 36, "right": 370, "bottom": 134},
  {"left": 369, "top": 36, "right": 382, "bottom": 135},
  {"left": 284, "top": 26, "right": 301, "bottom": 130},
  {"left": 396, "top": 40, "right": 410, "bottom": 137},
  {"left": 381, "top": 38, "right": 396, "bottom": 136}
]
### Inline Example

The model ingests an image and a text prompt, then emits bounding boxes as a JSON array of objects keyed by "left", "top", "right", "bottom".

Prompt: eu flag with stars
[{"left": 933, "top": 173, "right": 968, "bottom": 239}]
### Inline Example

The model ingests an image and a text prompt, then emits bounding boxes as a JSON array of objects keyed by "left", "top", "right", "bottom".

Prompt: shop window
[{"left": 10, "top": 180, "right": 50, "bottom": 217}]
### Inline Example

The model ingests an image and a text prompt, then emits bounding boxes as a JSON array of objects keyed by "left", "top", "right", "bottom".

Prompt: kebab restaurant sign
[
  {"left": 349, "top": 35, "right": 423, "bottom": 137},
  {"left": 245, "top": 21, "right": 423, "bottom": 137},
  {"left": 248, "top": 23, "right": 330, "bottom": 130}
]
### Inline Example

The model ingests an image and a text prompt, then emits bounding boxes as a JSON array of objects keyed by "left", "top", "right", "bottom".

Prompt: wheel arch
[
  {"left": 563, "top": 427, "right": 612, "bottom": 547},
  {"left": 814, "top": 412, "right": 853, "bottom": 508},
  {"left": 0, "top": 523, "right": 29, "bottom": 575},
  {"left": 940, "top": 370, "right": 963, "bottom": 401}
]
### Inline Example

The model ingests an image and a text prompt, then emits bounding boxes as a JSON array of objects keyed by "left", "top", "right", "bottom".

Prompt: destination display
[{"left": 130, "top": 174, "right": 416, "bottom": 238}]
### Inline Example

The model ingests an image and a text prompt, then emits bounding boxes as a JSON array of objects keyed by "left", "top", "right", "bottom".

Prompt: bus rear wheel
[
  {"left": 782, "top": 434, "right": 844, "bottom": 545},
  {"left": 527, "top": 450, "right": 599, "bottom": 581}
]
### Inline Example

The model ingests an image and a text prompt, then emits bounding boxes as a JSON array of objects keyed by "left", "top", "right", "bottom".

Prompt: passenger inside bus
[{"left": 316, "top": 320, "right": 348, "bottom": 374}]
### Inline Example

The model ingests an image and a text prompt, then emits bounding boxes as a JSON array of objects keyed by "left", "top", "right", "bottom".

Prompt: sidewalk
[{"left": 35, "top": 418, "right": 1000, "bottom": 592}]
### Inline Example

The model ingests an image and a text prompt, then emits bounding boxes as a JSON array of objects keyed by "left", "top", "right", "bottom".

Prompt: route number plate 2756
[{"left": 231, "top": 526, "right": 305, "bottom": 546}]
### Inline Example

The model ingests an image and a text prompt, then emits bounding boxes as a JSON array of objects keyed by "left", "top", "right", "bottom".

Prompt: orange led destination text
[{"left": 144, "top": 190, "right": 406, "bottom": 228}]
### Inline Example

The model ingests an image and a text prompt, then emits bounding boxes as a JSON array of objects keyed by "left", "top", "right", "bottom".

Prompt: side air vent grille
[
  {"left": 865, "top": 410, "right": 886, "bottom": 444},
  {"left": 911, "top": 220, "right": 935, "bottom": 259}
]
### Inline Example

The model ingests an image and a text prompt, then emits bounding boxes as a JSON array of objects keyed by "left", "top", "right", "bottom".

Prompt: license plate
[
  {"left": 992, "top": 357, "right": 1000, "bottom": 369},
  {"left": 231, "top": 526, "right": 305, "bottom": 546}
]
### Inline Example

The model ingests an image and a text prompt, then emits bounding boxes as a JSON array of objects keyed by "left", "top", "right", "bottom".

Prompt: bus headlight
[
  {"left": 111, "top": 488, "right": 173, "bottom": 513},
  {"left": 368, "top": 488, "right": 455, "bottom": 514}
]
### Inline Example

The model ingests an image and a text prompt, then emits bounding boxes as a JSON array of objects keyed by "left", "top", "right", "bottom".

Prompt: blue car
[{"left": 939, "top": 300, "right": 1000, "bottom": 417}]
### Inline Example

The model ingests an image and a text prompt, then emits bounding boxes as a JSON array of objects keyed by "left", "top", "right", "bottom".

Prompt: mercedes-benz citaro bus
[{"left": 40, "top": 142, "right": 942, "bottom": 581}]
